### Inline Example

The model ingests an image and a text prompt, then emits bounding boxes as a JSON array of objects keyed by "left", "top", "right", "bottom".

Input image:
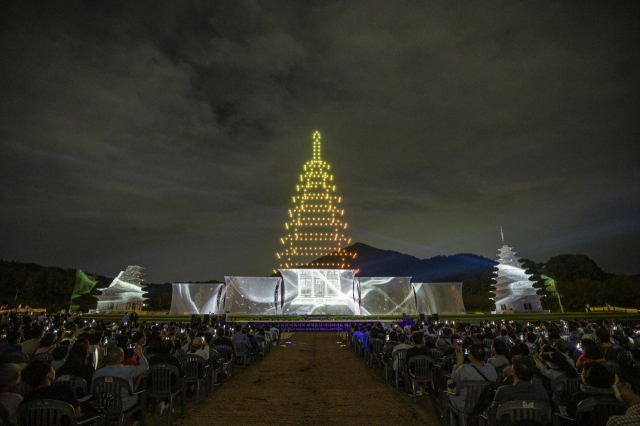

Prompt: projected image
[
  {"left": 224, "top": 277, "right": 284, "bottom": 315},
  {"left": 358, "top": 277, "right": 414, "bottom": 315},
  {"left": 170, "top": 270, "right": 467, "bottom": 316},
  {"left": 169, "top": 283, "right": 225, "bottom": 315},
  {"left": 279, "top": 269, "right": 357, "bottom": 315},
  {"left": 413, "top": 282, "right": 466, "bottom": 315}
]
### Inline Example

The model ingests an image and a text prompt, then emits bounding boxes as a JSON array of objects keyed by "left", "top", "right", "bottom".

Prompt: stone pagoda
[
  {"left": 491, "top": 236, "right": 543, "bottom": 314},
  {"left": 95, "top": 265, "right": 147, "bottom": 313}
]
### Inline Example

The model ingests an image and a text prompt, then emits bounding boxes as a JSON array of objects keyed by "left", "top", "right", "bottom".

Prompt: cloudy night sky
[{"left": 1, "top": 1, "right": 638, "bottom": 282}]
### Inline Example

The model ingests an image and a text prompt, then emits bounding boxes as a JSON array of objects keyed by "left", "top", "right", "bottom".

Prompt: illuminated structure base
[{"left": 169, "top": 269, "right": 466, "bottom": 316}]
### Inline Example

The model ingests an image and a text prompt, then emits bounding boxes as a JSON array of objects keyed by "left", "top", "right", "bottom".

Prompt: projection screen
[
  {"left": 278, "top": 269, "right": 357, "bottom": 315},
  {"left": 413, "top": 282, "right": 466, "bottom": 315},
  {"left": 223, "top": 277, "right": 283, "bottom": 315},
  {"left": 170, "top": 271, "right": 466, "bottom": 316},
  {"left": 169, "top": 283, "right": 225, "bottom": 315},
  {"left": 358, "top": 277, "right": 414, "bottom": 315}
]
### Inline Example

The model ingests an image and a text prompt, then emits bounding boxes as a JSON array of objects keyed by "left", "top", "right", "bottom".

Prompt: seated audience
[
  {"left": 185, "top": 337, "right": 210, "bottom": 361},
  {"left": 87, "top": 333, "right": 106, "bottom": 370},
  {"left": 499, "top": 328, "right": 514, "bottom": 346},
  {"left": 607, "top": 366, "right": 640, "bottom": 426},
  {"left": 130, "top": 331, "right": 147, "bottom": 348},
  {"left": 20, "top": 328, "right": 41, "bottom": 358},
  {"left": 485, "top": 355, "right": 549, "bottom": 423},
  {"left": 122, "top": 345, "right": 143, "bottom": 389},
  {"left": 595, "top": 328, "right": 613, "bottom": 355},
  {"left": 436, "top": 328, "right": 453, "bottom": 350},
  {"left": 567, "top": 363, "right": 615, "bottom": 418},
  {"left": 448, "top": 343, "right": 497, "bottom": 412},
  {"left": 576, "top": 339, "right": 605, "bottom": 372},
  {"left": 51, "top": 345, "right": 69, "bottom": 371},
  {"left": 0, "top": 332, "right": 22, "bottom": 354},
  {"left": 405, "top": 331, "right": 429, "bottom": 362},
  {"left": 246, "top": 329, "right": 259, "bottom": 356},
  {"left": 212, "top": 328, "right": 235, "bottom": 360},
  {"left": 57, "top": 344, "right": 96, "bottom": 390},
  {"left": 92, "top": 346, "right": 149, "bottom": 412},
  {"left": 20, "top": 360, "right": 97, "bottom": 421},
  {"left": 382, "top": 331, "right": 399, "bottom": 364},
  {"left": 370, "top": 323, "right": 385, "bottom": 339},
  {"left": 0, "top": 363, "right": 23, "bottom": 424},
  {"left": 443, "top": 334, "right": 463, "bottom": 356},
  {"left": 487, "top": 340, "right": 509, "bottom": 369},
  {"left": 391, "top": 334, "right": 412, "bottom": 372},
  {"left": 405, "top": 331, "right": 430, "bottom": 396},
  {"left": 148, "top": 338, "right": 185, "bottom": 396},
  {"left": 352, "top": 326, "right": 363, "bottom": 343},
  {"left": 145, "top": 335, "right": 165, "bottom": 359},
  {"left": 535, "top": 350, "right": 579, "bottom": 405},
  {"left": 60, "top": 330, "right": 76, "bottom": 347},
  {"left": 231, "top": 324, "right": 250, "bottom": 346},
  {"left": 525, "top": 333, "right": 538, "bottom": 354},
  {"left": 552, "top": 338, "right": 576, "bottom": 367},
  {"left": 35, "top": 333, "right": 56, "bottom": 355},
  {"left": 534, "top": 351, "right": 578, "bottom": 382},
  {"left": 424, "top": 335, "right": 436, "bottom": 349}
]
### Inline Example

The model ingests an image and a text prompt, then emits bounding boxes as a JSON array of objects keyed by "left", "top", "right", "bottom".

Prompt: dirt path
[{"left": 170, "top": 333, "right": 441, "bottom": 426}]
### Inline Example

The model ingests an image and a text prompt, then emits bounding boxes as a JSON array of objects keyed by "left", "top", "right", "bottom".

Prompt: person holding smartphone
[
  {"left": 92, "top": 345, "right": 149, "bottom": 416},
  {"left": 447, "top": 342, "right": 497, "bottom": 414}
]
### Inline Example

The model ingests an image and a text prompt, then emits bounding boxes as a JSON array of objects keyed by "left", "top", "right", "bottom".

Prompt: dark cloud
[{"left": 0, "top": 1, "right": 638, "bottom": 281}]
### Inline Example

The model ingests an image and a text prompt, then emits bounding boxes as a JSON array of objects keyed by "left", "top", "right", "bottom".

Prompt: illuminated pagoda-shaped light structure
[
  {"left": 277, "top": 131, "right": 353, "bottom": 270},
  {"left": 491, "top": 234, "right": 543, "bottom": 314},
  {"left": 95, "top": 266, "right": 147, "bottom": 312}
]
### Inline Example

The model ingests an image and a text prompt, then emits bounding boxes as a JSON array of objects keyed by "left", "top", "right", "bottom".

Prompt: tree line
[{"left": 1, "top": 255, "right": 638, "bottom": 313}]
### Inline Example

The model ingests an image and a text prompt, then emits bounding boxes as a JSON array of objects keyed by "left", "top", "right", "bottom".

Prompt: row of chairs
[
  {"left": 347, "top": 334, "right": 628, "bottom": 425},
  {"left": 14, "top": 337, "right": 279, "bottom": 426}
]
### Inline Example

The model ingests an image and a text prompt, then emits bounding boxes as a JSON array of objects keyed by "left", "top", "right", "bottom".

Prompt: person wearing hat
[
  {"left": 0, "top": 363, "right": 23, "bottom": 424},
  {"left": 185, "top": 336, "right": 210, "bottom": 361}
]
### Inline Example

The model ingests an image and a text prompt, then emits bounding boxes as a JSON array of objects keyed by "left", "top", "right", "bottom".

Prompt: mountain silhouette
[{"left": 310, "top": 242, "right": 498, "bottom": 282}]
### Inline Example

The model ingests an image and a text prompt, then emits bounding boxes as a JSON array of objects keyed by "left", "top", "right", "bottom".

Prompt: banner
[{"left": 271, "top": 321, "right": 351, "bottom": 332}]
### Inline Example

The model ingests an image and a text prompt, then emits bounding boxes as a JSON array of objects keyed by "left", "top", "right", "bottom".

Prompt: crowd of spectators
[
  {"left": 0, "top": 310, "right": 280, "bottom": 425},
  {"left": 349, "top": 317, "right": 640, "bottom": 426}
]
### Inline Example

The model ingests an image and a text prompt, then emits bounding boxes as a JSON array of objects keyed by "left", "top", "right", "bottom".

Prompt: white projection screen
[
  {"left": 170, "top": 272, "right": 466, "bottom": 316},
  {"left": 358, "top": 277, "right": 414, "bottom": 315},
  {"left": 413, "top": 282, "right": 466, "bottom": 315},
  {"left": 169, "top": 283, "right": 225, "bottom": 315},
  {"left": 279, "top": 269, "right": 358, "bottom": 315},
  {"left": 224, "top": 277, "right": 283, "bottom": 315}
]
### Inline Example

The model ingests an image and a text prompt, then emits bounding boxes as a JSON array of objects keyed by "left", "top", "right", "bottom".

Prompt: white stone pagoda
[
  {"left": 95, "top": 266, "right": 147, "bottom": 312},
  {"left": 491, "top": 235, "right": 543, "bottom": 314}
]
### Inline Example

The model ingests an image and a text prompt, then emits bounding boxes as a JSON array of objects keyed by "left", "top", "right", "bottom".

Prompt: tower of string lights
[{"left": 276, "top": 131, "right": 352, "bottom": 270}]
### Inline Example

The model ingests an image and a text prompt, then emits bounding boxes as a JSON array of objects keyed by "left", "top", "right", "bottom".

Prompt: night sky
[{"left": 1, "top": 2, "right": 639, "bottom": 282}]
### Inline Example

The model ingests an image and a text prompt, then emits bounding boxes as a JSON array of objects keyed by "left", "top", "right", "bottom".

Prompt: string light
[{"left": 277, "top": 131, "right": 351, "bottom": 268}]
